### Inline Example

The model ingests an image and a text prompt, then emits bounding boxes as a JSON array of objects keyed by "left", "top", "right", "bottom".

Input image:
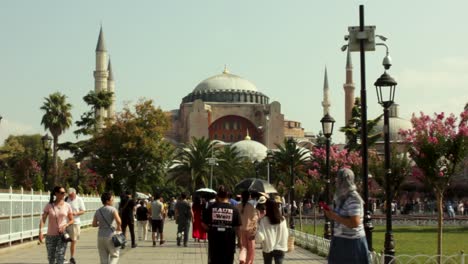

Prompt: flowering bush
[
  {"left": 308, "top": 145, "right": 362, "bottom": 184},
  {"left": 399, "top": 111, "right": 468, "bottom": 191}
]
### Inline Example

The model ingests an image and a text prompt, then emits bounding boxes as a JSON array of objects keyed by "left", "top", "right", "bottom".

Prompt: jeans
[
  {"left": 45, "top": 235, "right": 67, "bottom": 264},
  {"left": 262, "top": 250, "right": 285, "bottom": 264},
  {"left": 97, "top": 236, "right": 119, "bottom": 264},
  {"left": 177, "top": 221, "right": 190, "bottom": 245}
]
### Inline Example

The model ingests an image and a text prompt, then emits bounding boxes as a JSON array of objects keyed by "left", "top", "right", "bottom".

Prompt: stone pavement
[{"left": 0, "top": 219, "right": 326, "bottom": 264}]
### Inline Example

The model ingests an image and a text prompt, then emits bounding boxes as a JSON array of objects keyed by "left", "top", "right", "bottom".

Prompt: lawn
[{"left": 300, "top": 224, "right": 468, "bottom": 256}]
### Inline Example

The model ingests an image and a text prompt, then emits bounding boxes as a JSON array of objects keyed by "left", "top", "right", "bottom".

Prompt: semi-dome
[
  {"left": 193, "top": 69, "right": 258, "bottom": 93},
  {"left": 374, "top": 104, "right": 412, "bottom": 142},
  {"left": 231, "top": 134, "right": 267, "bottom": 162}
]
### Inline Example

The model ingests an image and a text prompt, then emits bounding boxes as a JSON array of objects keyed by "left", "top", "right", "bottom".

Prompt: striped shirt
[{"left": 333, "top": 193, "right": 365, "bottom": 239}]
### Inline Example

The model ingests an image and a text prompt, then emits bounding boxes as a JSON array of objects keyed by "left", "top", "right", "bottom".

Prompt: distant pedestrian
[
  {"left": 256, "top": 198, "right": 289, "bottom": 264},
  {"left": 38, "top": 186, "right": 74, "bottom": 264},
  {"left": 169, "top": 197, "right": 176, "bottom": 220},
  {"left": 119, "top": 192, "right": 136, "bottom": 248},
  {"left": 324, "top": 168, "right": 370, "bottom": 264},
  {"left": 446, "top": 201, "right": 455, "bottom": 218},
  {"left": 236, "top": 191, "right": 258, "bottom": 264},
  {"left": 92, "top": 192, "right": 122, "bottom": 264},
  {"left": 136, "top": 200, "right": 149, "bottom": 241},
  {"left": 175, "top": 192, "right": 193, "bottom": 247},
  {"left": 202, "top": 185, "right": 242, "bottom": 264},
  {"left": 65, "top": 188, "right": 86, "bottom": 264},
  {"left": 192, "top": 196, "right": 207, "bottom": 242},
  {"left": 149, "top": 193, "right": 166, "bottom": 246},
  {"left": 458, "top": 201, "right": 464, "bottom": 216}
]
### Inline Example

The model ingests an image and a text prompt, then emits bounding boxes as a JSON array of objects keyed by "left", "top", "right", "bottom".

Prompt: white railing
[
  {"left": 0, "top": 187, "right": 111, "bottom": 246},
  {"left": 289, "top": 228, "right": 330, "bottom": 257},
  {"left": 371, "top": 252, "right": 467, "bottom": 264}
]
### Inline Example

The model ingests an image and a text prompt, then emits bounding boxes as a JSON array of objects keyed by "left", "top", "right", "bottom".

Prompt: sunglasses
[{"left": 57, "top": 191, "right": 66, "bottom": 195}]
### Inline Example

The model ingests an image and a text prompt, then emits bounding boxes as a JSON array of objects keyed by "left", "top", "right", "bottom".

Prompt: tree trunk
[
  {"left": 436, "top": 190, "right": 443, "bottom": 263},
  {"left": 52, "top": 136, "right": 59, "bottom": 185}
]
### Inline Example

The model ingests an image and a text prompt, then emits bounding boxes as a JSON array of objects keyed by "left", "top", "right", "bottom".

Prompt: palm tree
[
  {"left": 170, "top": 137, "right": 214, "bottom": 192},
  {"left": 40, "top": 92, "right": 72, "bottom": 185},
  {"left": 215, "top": 145, "right": 245, "bottom": 190}
]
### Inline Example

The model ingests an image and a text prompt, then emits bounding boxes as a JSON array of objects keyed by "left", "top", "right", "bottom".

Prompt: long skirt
[{"left": 328, "top": 236, "right": 369, "bottom": 264}]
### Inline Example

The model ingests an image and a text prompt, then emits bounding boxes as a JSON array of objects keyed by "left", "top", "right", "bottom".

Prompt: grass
[{"left": 300, "top": 224, "right": 468, "bottom": 256}]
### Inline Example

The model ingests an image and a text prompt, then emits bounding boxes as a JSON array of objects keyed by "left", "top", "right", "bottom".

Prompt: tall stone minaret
[
  {"left": 343, "top": 49, "right": 355, "bottom": 126},
  {"left": 322, "top": 67, "right": 331, "bottom": 116},
  {"left": 94, "top": 27, "right": 109, "bottom": 128},
  {"left": 107, "top": 59, "right": 115, "bottom": 119}
]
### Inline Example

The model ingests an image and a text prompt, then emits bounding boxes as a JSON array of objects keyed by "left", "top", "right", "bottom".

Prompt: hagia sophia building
[{"left": 92, "top": 27, "right": 411, "bottom": 157}]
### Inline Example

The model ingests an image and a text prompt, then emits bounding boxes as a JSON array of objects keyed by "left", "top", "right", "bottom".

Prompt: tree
[
  {"left": 89, "top": 99, "right": 173, "bottom": 194},
  {"left": 74, "top": 90, "right": 113, "bottom": 137},
  {"left": 40, "top": 92, "right": 73, "bottom": 184},
  {"left": 215, "top": 145, "right": 246, "bottom": 190},
  {"left": 308, "top": 145, "right": 362, "bottom": 196},
  {"left": 170, "top": 137, "right": 214, "bottom": 192},
  {"left": 400, "top": 111, "right": 468, "bottom": 257},
  {"left": 340, "top": 97, "right": 382, "bottom": 151}
]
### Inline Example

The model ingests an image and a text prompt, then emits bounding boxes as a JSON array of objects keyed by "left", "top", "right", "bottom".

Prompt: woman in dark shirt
[{"left": 136, "top": 200, "right": 149, "bottom": 241}]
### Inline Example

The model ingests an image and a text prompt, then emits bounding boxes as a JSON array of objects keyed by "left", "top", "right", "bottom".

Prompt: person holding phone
[{"left": 323, "top": 168, "right": 370, "bottom": 264}]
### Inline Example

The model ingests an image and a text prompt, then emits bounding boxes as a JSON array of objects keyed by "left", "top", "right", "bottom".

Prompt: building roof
[
  {"left": 193, "top": 68, "right": 258, "bottom": 93},
  {"left": 374, "top": 104, "right": 412, "bottom": 142},
  {"left": 231, "top": 136, "right": 267, "bottom": 162}
]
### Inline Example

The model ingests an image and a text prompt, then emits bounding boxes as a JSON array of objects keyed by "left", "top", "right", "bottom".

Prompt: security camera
[
  {"left": 382, "top": 54, "right": 392, "bottom": 70},
  {"left": 341, "top": 45, "right": 348, "bottom": 52},
  {"left": 376, "top": 35, "right": 388, "bottom": 41}
]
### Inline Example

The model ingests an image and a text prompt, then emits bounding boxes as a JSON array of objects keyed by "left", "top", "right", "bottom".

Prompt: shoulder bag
[{"left": 98, "top": 207, "right": 126, "bottom": 247}]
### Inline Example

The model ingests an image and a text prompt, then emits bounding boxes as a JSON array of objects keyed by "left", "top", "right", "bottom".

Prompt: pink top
[{"left": 43, "top": 203, "right": 72, "bottom": 236}]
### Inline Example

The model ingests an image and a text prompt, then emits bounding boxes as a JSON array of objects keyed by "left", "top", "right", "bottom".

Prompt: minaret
[
  {"left": 321, "top": 67, "right": 331, "bottom": 116},
  {"left": 94, "top": 26, "right": 109, "bottom": 128},
  {"left": 343, "top": 49, "right": 355, "bottom": 126},
  {"left": 107, "top": 59, "right": 115, "bottom": 119}
]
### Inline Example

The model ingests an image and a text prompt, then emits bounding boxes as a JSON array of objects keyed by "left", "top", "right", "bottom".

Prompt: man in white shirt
[{"left": 66, "top": 188, "right": 86, "bottom": 264}]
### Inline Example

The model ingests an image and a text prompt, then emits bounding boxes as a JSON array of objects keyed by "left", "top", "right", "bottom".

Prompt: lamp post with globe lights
[{"left": 320, "top": 113, "right": 335, "bottom": 239}]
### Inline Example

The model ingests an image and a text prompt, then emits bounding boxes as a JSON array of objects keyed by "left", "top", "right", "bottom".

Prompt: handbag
[
  {"left": 52, "top": 204, "right": 72, "bottom": 243},
  {"left": 287, "top": 235, "right": 295, "bottom": 252},
  {"left": 98, "top": 207, "right": 126, "bottom": 247}
]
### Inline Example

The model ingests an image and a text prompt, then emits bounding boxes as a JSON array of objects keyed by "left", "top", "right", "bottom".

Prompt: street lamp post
[
  {"left": 287, "top": 138, "right": 295, "bottom": 230},
  {"left": 320, "top": 113, "right": 335, "bottom": 239},
  {"left": 375, "top": 70, "right": 397, "bottom": 263},
  {"left": 76, "top": 162, "right": 81, "bottom": 189},
  {"left": 41, "top": 133, "right": 52, "bottom": 190},
  {"left": 208, "top": 143, "right": 217, "bottom": 189}
]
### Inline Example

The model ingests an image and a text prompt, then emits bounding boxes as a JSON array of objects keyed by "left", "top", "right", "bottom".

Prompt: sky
[{"left": 0, "top": 0, "right": 467, "bottom": 149}]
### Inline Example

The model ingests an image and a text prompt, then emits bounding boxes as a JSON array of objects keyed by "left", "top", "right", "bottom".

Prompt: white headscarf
[{"left": 334, "top": 168, "right": 364, "bottom": 207}]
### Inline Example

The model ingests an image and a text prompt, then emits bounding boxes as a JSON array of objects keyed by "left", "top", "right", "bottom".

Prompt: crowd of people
[{"left": 37, "top": 167, "right": 380, "bottom": 264}]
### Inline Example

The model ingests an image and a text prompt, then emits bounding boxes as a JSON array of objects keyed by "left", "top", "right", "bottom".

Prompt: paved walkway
[{"left": 0, "top": 220, "right": 326, "bottom": 264}]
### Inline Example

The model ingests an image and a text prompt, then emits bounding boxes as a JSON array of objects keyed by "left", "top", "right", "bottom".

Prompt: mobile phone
[{"left": 319, "top": 201, "right": 330, "bottom": 211}]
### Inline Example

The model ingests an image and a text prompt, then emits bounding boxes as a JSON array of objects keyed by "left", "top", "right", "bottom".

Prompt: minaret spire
[
  {"left": 322, "top": 67, "right": 331, "bottom": 116},
  {"left": 94, "top": 26, "right": 109, "bottom": 129},
  {"left": 343, "top": 49, "right": 355, "bottom": 126},
  {"left": 107, "top": 58, "right": 115, "bottom": 119}
]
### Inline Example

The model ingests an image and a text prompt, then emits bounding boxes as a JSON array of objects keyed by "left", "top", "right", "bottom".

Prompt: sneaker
[
  {"left": 153, "top": 241, "right": 156, "bottom": 247},
  {"left": 160, "top": 240, "right": 165, "bottom": 245},
  {"left": 70, "top": 258, "right": 76, "bottom": 264},
  {"left": 121, "top": 245, "right": 125, "bottom": 249},
  {"left": 131, "top": 244, "right": 137, "bottom": 248},
  {"left": 184, "top": 243, "right": 188, "bottom": 247}
]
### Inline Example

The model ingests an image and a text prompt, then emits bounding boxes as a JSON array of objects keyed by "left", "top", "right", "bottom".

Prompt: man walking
[
  {"left": 66, "top": 188, "right": 86, "bottom": 264},
  {"left": 202, "top": 185, "right": 242, "bottom": 264},
  {"left": 149, "top": 193, "right": 166, "bottom": 246},
  {"left": 175, "top": 193, "right": 193, "bottom": 247},
  {"left": 119, "top": 191, "right": 137, "bottom": 248}
]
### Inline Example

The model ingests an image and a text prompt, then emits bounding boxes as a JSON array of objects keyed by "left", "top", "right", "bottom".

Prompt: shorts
[
  {"left": 151, "top": 219, "right": 164, "bottom": 233},
  {"left": 66, "top": 224, "right": 81, "bottom": 241}
]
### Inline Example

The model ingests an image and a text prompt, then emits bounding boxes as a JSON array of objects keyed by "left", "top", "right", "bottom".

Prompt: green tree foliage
[
  {"left": 340, "top": 97, "right": 382, "bottom": 151},
  {"left": 88, "top": 99, "right": 173, "bottom": 195},
  {"left": 368, "top": 148, "right": 412, "bottom": 200},
  {"left": 170, "top": 137, "right": 214, "bottom": 192},
  {"left": 40, "top": 92, "right": 72, "bottom": 183},
  {"left": 214, "top": 145, "right": 246, "bottom": 190},
  {"left": 74, "top": 90, "right": 113, "bottom": 137}
]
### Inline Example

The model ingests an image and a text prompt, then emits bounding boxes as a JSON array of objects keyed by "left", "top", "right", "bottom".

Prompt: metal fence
[{"left": 0, "top": 187, "right": 106, "bottom": 246}]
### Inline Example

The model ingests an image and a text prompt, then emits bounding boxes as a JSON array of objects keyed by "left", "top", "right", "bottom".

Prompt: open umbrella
[
  {"left": 235, "top": 178, "right": 277, "bottom": 194},
  {"left": 135, "top": 192, "right": 149, "bottom": 199},
  {"left": 195, "top": 188, "right": 217, "bottom": 198}
]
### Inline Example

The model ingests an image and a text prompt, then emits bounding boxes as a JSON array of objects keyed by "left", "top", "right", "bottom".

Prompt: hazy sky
[{"left": 1, "top": 1, "right": 467, "bottom": 147}]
